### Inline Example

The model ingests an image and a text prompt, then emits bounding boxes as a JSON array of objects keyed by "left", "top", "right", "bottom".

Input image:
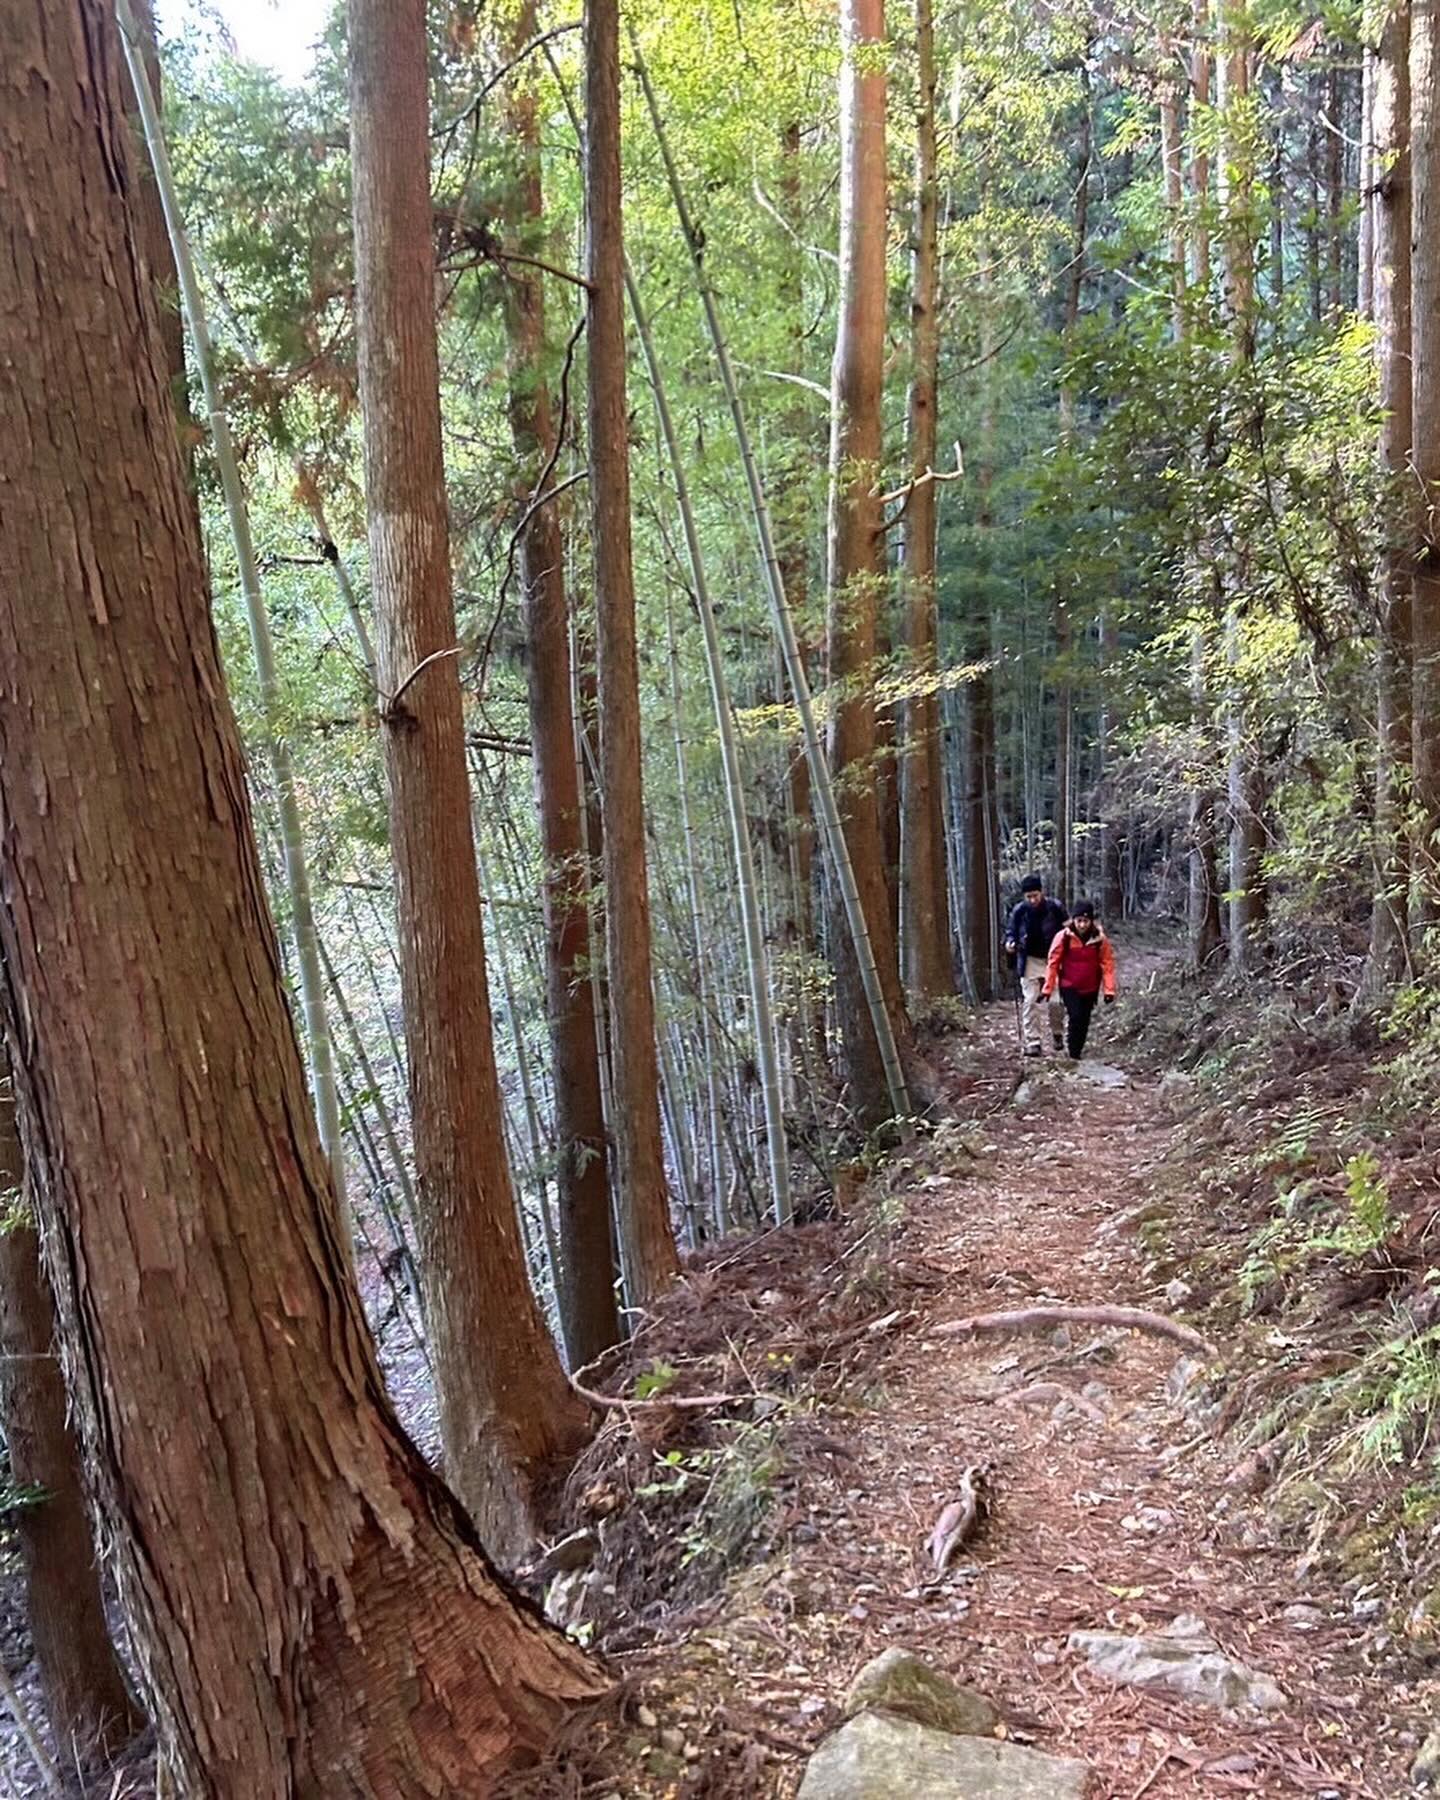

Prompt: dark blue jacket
[{"left": 1006, "top": 896, "right": 1067, "bottom": 972}]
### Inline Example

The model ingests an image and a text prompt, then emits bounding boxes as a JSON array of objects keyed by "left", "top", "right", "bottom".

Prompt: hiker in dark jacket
[
  {"left": 1004, "top": 874, "right": 1067, "bottom": 1057},
  {"left": 1042, "top": 899, "right": 1117, "bottom": 1062}
]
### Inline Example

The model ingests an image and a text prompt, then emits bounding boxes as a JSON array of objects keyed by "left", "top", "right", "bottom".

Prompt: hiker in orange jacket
[{"left": 1041, "top": 899, "right": 1117, "bottom": 1062}]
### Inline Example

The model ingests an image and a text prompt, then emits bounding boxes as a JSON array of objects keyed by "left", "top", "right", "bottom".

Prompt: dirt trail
[{"left": 694, "top": 953, "right": 1410, "bottom": 1797}]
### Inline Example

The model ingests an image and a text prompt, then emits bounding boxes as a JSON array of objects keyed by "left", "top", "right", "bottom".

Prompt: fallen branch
[
  {"left": 934, "top": 1304, "right": 1212, "bottom": 1356},
  {"left": 570, "top": 1377, "right": 747, "bottom": 1413}
]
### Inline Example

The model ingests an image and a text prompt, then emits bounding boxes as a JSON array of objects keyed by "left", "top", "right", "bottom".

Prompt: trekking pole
[{"left": 1012, "top": 966, "right": 1025, "bottom": 1062}]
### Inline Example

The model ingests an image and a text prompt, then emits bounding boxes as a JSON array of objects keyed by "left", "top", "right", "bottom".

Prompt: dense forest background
[{"left": 2, "top": 0, "right": 1440, "bottom": 1791}]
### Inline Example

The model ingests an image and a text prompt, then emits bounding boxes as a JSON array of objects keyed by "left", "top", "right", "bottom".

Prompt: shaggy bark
[
  {"left": 0, "top": 4, "right": 608, "bottom": 1788},
  {"left": 0, "top": 1057, "right": 142, "bottom": 1765}
]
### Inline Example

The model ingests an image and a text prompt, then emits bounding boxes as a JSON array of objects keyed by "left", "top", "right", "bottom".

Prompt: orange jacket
[{"left": 1042, "top": 924, "right": 1117, "bottom": 999}]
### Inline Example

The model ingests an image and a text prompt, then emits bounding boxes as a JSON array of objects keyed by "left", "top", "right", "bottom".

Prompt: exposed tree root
[{"left": 934, "top": 1303, "right": 1212, "bottom": 1356}]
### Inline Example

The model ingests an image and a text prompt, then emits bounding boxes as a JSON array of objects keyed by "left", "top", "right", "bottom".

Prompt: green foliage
[
  {"left": 633, "top": 1360, "right": 679, "bottom": 1401},
  {"left": 637, "top": 1421, "right": 784, "bottom": 1571}
]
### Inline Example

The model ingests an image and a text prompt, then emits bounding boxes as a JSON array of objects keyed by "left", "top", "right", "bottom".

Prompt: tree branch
[{"left": 934, "top": 1304, "right": 1211, "bottom": 1355}]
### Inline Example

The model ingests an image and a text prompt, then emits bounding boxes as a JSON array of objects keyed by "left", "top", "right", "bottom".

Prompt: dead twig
[
  {"left": 934, "top": 1303, "right": 1212, "bottom": 1356},
  {"left": 1130, "top": 1748, "right": 1175, "bottom": 1800},
  {"left": 570, "top": 1377, "right": 747, "bottom": 1413}
]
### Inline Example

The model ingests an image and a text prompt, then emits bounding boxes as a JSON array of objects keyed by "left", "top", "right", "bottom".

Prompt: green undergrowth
[{"left": 1116, "top": 955, "right": 1440, "bottom": 1635}]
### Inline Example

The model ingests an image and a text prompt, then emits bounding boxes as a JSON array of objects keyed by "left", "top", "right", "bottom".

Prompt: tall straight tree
[
  {"left": 585, "top": 0, "right": 681, "bottom": 1295},
  {"left": 1369, "top": 0, "right": 1414, "bottom": 980},
  {"left": 827, "top": 0, "right": 913, "bottom": 1125},
  {"left": 1413, "top": 0, "right": 1440, "bottom": 927},
  {"left": 348, "top": 0, "right": 586, "bottom": 1559},
  {"left": 1054, "top": 74, "right": 1092, "bottom": 905},
  {"left": 1218, "top": 0, "right": 1267, "bottom": 965},
  {"left": 1185, "top": 9, "right": 1225, "bottom": 968},
  {"left": 499, "top": 0, "right": 620, "bottom": 1366},
  {"left": 899, "top": 0, "right": 956, "bottom": 1000},
  {"left": 961, "top": 273, "right": 1001, "bottom": 1003},
  {"left": 0, "top": 1052, "right": 142, "bottom": 1766},
  {"left": 0, "top": 2, "right": 607, "bottom": 1786}
]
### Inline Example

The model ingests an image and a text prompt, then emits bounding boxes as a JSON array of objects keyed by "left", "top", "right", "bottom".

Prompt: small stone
[
  {"left": 1282, "top": 1603, "right": 1324, "bottom": 1630},
  {"left": 660, "top": 1727, "right": 686, "bottom": 1754},
  {"left": 1415, "top": 1727, "right": 1440, "bottom": 1789},
  {"left": 636, "top": 1704, "right": 659, "bottom": 1730},
  {"left": 842, "top": 1648, "right": 1002, "bottom": 1738},
  {"left": 1167, "top": 1355, "right": 1205, "bottom": 1402}
]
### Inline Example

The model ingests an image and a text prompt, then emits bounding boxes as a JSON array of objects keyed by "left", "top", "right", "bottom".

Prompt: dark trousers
[{"left": 1061, "top": 987, "right": 1099, "bottom": 1059}]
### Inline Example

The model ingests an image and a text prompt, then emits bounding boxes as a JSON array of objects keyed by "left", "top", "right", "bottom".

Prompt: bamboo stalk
[
  {"left": 629, "top": 35, "right": 912, "bottom": 1131},
  {"left": 637, "top": 347, "right": 792, "bottom": 1224}
]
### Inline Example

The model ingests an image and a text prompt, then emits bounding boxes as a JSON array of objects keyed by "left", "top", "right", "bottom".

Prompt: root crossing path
[{"left": 689, "top": 965, "right": 1407, "bottom": 1797}]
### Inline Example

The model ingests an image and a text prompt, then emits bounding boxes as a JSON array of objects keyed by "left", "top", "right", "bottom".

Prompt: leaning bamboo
[
  {"left": 637, "top": 290, "right": 793, "bottom": 1223},
  {"left": 628, "top": 35, "right": 911, "bottom": 1129}
]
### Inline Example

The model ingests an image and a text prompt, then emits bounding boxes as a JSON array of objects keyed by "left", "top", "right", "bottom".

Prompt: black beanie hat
[
  {"left": 1021, "top": 873, "right": 1043, "bottom": 893},
  {"left": 1072, "top": 897, "right": 1097, "bottom": 920}
]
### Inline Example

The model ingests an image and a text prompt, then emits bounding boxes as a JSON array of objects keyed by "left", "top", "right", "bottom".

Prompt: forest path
[{"left": 709, "top": 949, "right": 1407, "bottom": 1798}]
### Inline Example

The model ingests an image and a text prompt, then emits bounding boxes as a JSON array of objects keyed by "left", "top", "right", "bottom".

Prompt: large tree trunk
[
  {"left": 0, "top": 3, "right": 608, "bottom": 1789},
  {"left": 899, "top": 0, "right": 956, "bottom": 1000},
  {"left": 0, "top": 1056, "right": 142, "bottom": 1766},
  {"left": 348, "top": 0, "right": 587, "bottom": 1559},
  {"left": 1369, "top": 0, "right": 1415, "bottom": 982},
  {"left": 499, "top": 0, "right": 620, "bottom": 1367},
  {"left": 585, "top": 0, "right": 681, "bottom": 1296},
  {"left": 827, "top": 0, "right": 912, "bottom": 1126},
  {"left": 1413, "top": 0, "right": 1440, "bottom": 929}
]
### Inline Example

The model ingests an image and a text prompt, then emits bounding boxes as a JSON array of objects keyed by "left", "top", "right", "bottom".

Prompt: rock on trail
[
  {"left": 1068, "top": 1613, "right": 1286, "bottom": 1714},
  {"left": 798, "top": 1710, "right": 1092, "bottom": 1800}
]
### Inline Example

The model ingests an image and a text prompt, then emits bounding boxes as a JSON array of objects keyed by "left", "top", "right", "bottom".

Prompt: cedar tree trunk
[
  {"left": 0, "top": 4, "right": 608, "bottom": 1790},
  {"left": 349, "top": 0, "right": 589, "bottom": 1561}
]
